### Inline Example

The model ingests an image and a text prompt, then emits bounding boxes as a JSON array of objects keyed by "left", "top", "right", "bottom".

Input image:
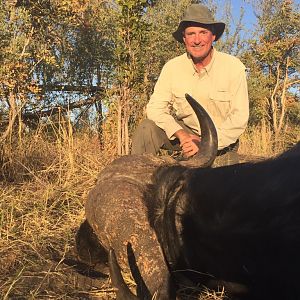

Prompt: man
[{"left": 131, "top": 4, "right": 249, "bottom": 166}]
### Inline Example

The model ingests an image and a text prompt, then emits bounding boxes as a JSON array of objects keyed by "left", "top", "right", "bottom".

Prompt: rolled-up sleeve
[
  {"left": 146, "top": 63, "right": 183, "bottom": 139},
  {"left": 216, "top": 69, "right": 249, "bottom": 149}
]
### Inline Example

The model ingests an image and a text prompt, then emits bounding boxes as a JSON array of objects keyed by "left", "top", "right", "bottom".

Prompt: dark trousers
[{"left": 131, "top": 119, "right": 239, "bottom": 167}]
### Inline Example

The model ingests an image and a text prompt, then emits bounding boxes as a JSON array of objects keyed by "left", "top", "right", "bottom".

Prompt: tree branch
[
  {"left": 22, "top": 95, "right": 101, "bottom": 121},
  {"left": 37, "top": 84, "right": 103, "bottom": 94}
]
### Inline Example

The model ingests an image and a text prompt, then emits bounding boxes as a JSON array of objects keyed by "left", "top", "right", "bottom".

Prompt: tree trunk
[
  {"left": 117, "top": 98, "right": 122, "bottom": 156},
  {"left": 0, "top": 92, "right": 18, "bottom": 144}
]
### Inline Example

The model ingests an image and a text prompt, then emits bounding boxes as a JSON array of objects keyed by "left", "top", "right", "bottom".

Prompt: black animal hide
[{"left": 148, "top": 143, "right": 300, "bottom": 299}]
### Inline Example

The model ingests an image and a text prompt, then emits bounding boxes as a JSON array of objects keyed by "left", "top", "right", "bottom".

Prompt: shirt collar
[{"left": 187, "top": 47, "right": 216, "bottom": 75}]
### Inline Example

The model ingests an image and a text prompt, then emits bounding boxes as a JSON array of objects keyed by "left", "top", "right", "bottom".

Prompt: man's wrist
[{"left": 174, "top": 129, "right": 189, "bottom": 142}]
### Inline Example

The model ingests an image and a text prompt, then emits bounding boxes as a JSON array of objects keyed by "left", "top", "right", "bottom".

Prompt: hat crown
[
  {"left": 182, "top": 4, "right": 216, "bottom": 23},
  {"left": 172, "top": 4, "right": 225, "bottom": 43}
]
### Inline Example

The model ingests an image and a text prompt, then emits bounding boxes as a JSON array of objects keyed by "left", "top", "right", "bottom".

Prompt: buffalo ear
[{"left": 108, "top": 248, "right": 139, "bottom": 300}]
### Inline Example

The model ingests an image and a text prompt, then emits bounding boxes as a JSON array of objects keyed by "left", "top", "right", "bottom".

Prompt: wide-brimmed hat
[{"left": 173, "top": 4, "right": 225, "bottom": 43}]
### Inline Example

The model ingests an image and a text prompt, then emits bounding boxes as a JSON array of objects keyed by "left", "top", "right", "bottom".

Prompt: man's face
[{"left": 183, "top": 26, "right": 216, "bottom": 62}]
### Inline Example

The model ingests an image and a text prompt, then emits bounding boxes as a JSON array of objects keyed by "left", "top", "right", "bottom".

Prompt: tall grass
[
  {"left": 0, "top": 118, "right": 116, "bottom": 299},
  {"left": 239, "top": 120, "right": 298, "bottom": 157},
  {"left": 0, "top": 118, "right": 296, "bottom": 299}
]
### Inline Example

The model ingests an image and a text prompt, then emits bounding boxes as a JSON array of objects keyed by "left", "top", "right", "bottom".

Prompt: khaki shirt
[{"left": 146, "top": 49, "right": 249, "bottom": 150}]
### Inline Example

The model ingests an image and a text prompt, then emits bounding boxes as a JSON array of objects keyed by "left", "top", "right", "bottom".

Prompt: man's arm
[{"left": 146, "top": 63, "right": 184, "bottom": 139}]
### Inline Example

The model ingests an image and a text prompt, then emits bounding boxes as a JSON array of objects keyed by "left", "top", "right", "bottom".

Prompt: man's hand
[{"left": 174, "top": 129, "right": 201, "bottom": 158}]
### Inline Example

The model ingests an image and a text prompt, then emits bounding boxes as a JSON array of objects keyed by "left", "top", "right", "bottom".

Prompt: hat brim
[{"left": 173, "top": 21, "right": 225, "bottom": 43}]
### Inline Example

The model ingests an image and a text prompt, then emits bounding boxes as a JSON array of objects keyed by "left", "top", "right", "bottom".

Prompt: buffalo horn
[
  {"left": 108, "top": 248, "right": 139, "bottom": 300},
  {"left": 185, "top": 93, "right": 218, "bottom": 167}
]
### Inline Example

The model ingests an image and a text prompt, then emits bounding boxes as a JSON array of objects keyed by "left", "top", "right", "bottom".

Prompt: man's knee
[
  {"left": 134, "top": 119, "right": 157, "bottom": 134},
  {"left": 131, "top": 119, "right": 166, "bottom": 155}
]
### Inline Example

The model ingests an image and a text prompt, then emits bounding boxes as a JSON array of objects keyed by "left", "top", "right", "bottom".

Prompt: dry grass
[
  {"left": 239, "top": 120, "right": 298, "bottom": 158},
  {"left": 0, "top": 119, "right": 295, "bottom": 299},
  {"left": 0, "top": 120, "right": 116, "bottom": 299}
]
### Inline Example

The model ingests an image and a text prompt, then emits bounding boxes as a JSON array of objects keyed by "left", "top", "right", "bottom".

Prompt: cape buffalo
[{"left": 76, "top": 95, "right": 300, "bottom": 300}]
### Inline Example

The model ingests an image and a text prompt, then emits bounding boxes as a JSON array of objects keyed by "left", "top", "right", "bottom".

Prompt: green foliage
[
  {"left": 243, "top": 0, "right": 299, "bottom": 134},
  {"left": 0, "top": 3, "right": 32, "bottom": 89},
  {"left": 113, "top": 0, "right": 153, "bottom": 84},
  {"left": 64, "top": 1, "right": 114, "bottom": 87},
  {"left": 252, "top": 0, "right": 299, "bottom": 73}
]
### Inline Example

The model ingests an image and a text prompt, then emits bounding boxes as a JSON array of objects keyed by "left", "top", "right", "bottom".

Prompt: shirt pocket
[{"left": 209, "top": 90, "right": 231, "bottom": 120}]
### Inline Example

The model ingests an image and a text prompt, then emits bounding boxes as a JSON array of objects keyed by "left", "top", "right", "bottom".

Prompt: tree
[
  {"left": 244, "top": 0, "right": 300, "bottom": 141},
  {"left": 0, "top": 0, "right": 113, "bottom": 147},
  {"left": 110, "top": 0, "right": 156, "bottom": 155},
  {"left": 0, "top": 1, "right": 35, "bottom": 143}
]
